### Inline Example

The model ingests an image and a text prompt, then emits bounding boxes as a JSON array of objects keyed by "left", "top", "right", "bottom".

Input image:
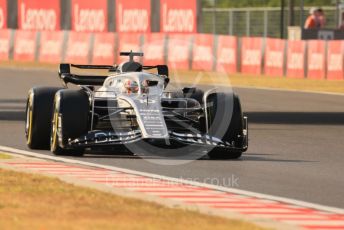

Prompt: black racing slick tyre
[
  {"left": 25, "top": 87, "right": 63, "bottom": 149},
  {"left": 50, "top": 89, "right": 89, "bottom": 156},
  {"left": 183, "top": 88, "right": 204, "bottom": 103},
  {"left": 206, "top": 92, "right": 245, "bottom": 160}
]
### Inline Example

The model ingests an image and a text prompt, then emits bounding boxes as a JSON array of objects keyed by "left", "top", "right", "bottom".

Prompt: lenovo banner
[
  {"left": 38, "top": 31, "right": 64, "bottom": 63},
  {"left": 116, "top": 0, "right": 150, "bottom": 33},
  {"left": 13, "top": 30, "right": 37, "bottom": 61},
  {"left": 92, "top": 32, "right": 115, "bottom": 65},
  {"left": 327, "top": 41, "right": 344, "bottom": 80},
  {"left": 64, "top": 31, "right": 92, "bottom": 64},
  {"left": 192, "top": 34, "right": 214, "bottom": 71},
  {"left": 72, "top": 0, "right": 107, "bottom": 32},
  {"left": 18, "top": 0, "right": 60, "bottom": 31},
  {"left": 117, "top": 33, "right": 142, "bottom": 63},
  {"left": 264, "top": 38, "right": 285, "bottom": 77},
  {"left": 241, "top": 37, "right": 263, "bottom": 75},
  {"left": 160, "top": 0, "right": 197, "bottom": 33},
  {"left": 286, "top": 40, "right": 306, "bottom": 78},
  {"left": 307, "top": 40, "right": 326, "bottom": 80},
  {"left": 167, "top": 34, "right": 192, "bottom": 70},
  {"left": 142, "top": 33, "right": 166, "bottom": 66},
  {"left": 216, "top": 35, "right": 237, "bottom": 73},
  {"left": 0, "top": 0, "right": 6, "bottom": 29},
  {"left": 0, "top": 29, "right": 11, "bottom": 60}
]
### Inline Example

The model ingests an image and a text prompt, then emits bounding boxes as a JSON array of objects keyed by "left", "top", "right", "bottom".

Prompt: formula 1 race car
[{"left": 25, "top": 51, "right": 248, "bottom": 159}]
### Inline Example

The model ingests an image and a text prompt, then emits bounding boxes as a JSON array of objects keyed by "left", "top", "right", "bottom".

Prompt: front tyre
[
  {"left": 206, "top": 93, "right": 246, "bottom": 160},
  {"left": 50, "top": 89, "right": 89, "bottom": 156}
]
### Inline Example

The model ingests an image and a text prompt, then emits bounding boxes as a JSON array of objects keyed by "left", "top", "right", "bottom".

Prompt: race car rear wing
[
  {"left": 58, "top": 63, "right": 110, "bottom": 86},
  {"left": 58, "top": 63, "right": 169, "bottom": 86}
]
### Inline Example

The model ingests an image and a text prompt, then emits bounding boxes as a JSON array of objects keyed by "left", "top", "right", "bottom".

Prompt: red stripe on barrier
[
  {"left": 241, "top": 37, "right": 263, "bottom": 75},
  {"left": 192, "top": 33, "right": 214, "bottom": 71},
  {"left": 286, "top": 40, "right": 306, "bottom": 78},
  {"left": 216, "top": 35, "right": 237, "bottom": 73},
  {"left": 0, "top": 0, "right": 7, "bottom": 29},
  {"left": 13, "top": 30, "right": 37, "bottom": 62},
  {"left": 64, "top": 31, "right": 92, "bottom": 64},
  {"left": 307, "top": 40, "right": 326, "bottom": 80},
  {"left": 142, "top": 33, "right": 166, "bottom": 66},
  {"left": 92, "top": 32, "right": 115, "bottom": 65},
  {"left": 264, "top": 38, "right": 285, "bottom": 77},
  {"left": 327, "top": 40, "right": 344, "bottom": 80},
  {"left": 167, "top": 34, "right": 192, "bottom": 70},
  {"left": 117, "top": 33, "right": 142, "bottom": 63},
  {"left": 0, "top": 29, "right": 10, "bottom": 60},
  {"left": 38, "top": 30, "right": 64, "bottom": 63}
]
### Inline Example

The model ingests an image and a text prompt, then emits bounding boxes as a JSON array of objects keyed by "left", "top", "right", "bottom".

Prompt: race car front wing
[{"left": 69, "top": 117, "right": 248, "bottom": 151}]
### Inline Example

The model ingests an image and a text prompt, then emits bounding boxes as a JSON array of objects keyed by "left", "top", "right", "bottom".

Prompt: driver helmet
[{"left": 123, "top": 79, "right": 139, "bottom": 94}]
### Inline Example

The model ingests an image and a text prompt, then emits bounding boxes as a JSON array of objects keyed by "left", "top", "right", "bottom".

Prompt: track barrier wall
[
  {"left": 0, "top": 29, "right": 342, "bottom": 80},
  {"left": 0, "top": 0, "right": 342, "bottom": 80}
]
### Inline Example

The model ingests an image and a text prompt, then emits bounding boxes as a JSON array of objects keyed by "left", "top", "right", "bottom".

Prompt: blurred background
[{"left": 201, "top": 0, "right": 343, "bottom": 38}]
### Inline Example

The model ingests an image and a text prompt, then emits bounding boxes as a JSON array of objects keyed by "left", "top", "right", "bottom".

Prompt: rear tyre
[
  {"left": 206, "top": 92, "right": 245, "bottom": 160},
  {"left": 50, "top": 89, "right": 89, "bottom": 156},
  {"left": 25, "top": 87, "right": 63, "bottom": 149}
]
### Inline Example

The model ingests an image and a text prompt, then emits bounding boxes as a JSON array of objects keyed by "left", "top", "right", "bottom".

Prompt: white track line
[{"left": 1, "top": 145, "right": 344, "bottom": 215}]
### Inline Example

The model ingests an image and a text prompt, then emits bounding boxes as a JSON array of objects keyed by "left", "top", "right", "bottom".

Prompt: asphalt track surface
[{"left": 1, "top": 68, "right": 344, "bottom": 209}]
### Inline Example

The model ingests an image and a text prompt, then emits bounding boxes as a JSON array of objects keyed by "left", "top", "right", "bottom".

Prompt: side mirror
[
  {"left": 147, "top": 80, "right": 159, "bottom": 87},
  {"left": 59, "top": 63, "right": 70, "bottom": 76},
  {"left": 157, "top": 65, "right": 169, "bottom": 77}
]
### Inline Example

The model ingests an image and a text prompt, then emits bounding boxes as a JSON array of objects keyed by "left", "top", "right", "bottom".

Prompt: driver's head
[{"left": 124, "top": 79, "right": 139, "bottom": 94}]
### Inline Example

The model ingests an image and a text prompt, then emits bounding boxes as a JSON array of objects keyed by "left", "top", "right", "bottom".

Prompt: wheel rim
[
  {"left": 26, "top": 97, "right": 33, "bottom": 145},
  {"left": 50, "top": 105, "right": 59, "bottom": 152}
]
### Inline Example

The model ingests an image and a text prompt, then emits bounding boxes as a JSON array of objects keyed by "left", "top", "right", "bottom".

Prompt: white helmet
[{"left": 123, "top": 79, "right": 139, "bottom": 94}]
